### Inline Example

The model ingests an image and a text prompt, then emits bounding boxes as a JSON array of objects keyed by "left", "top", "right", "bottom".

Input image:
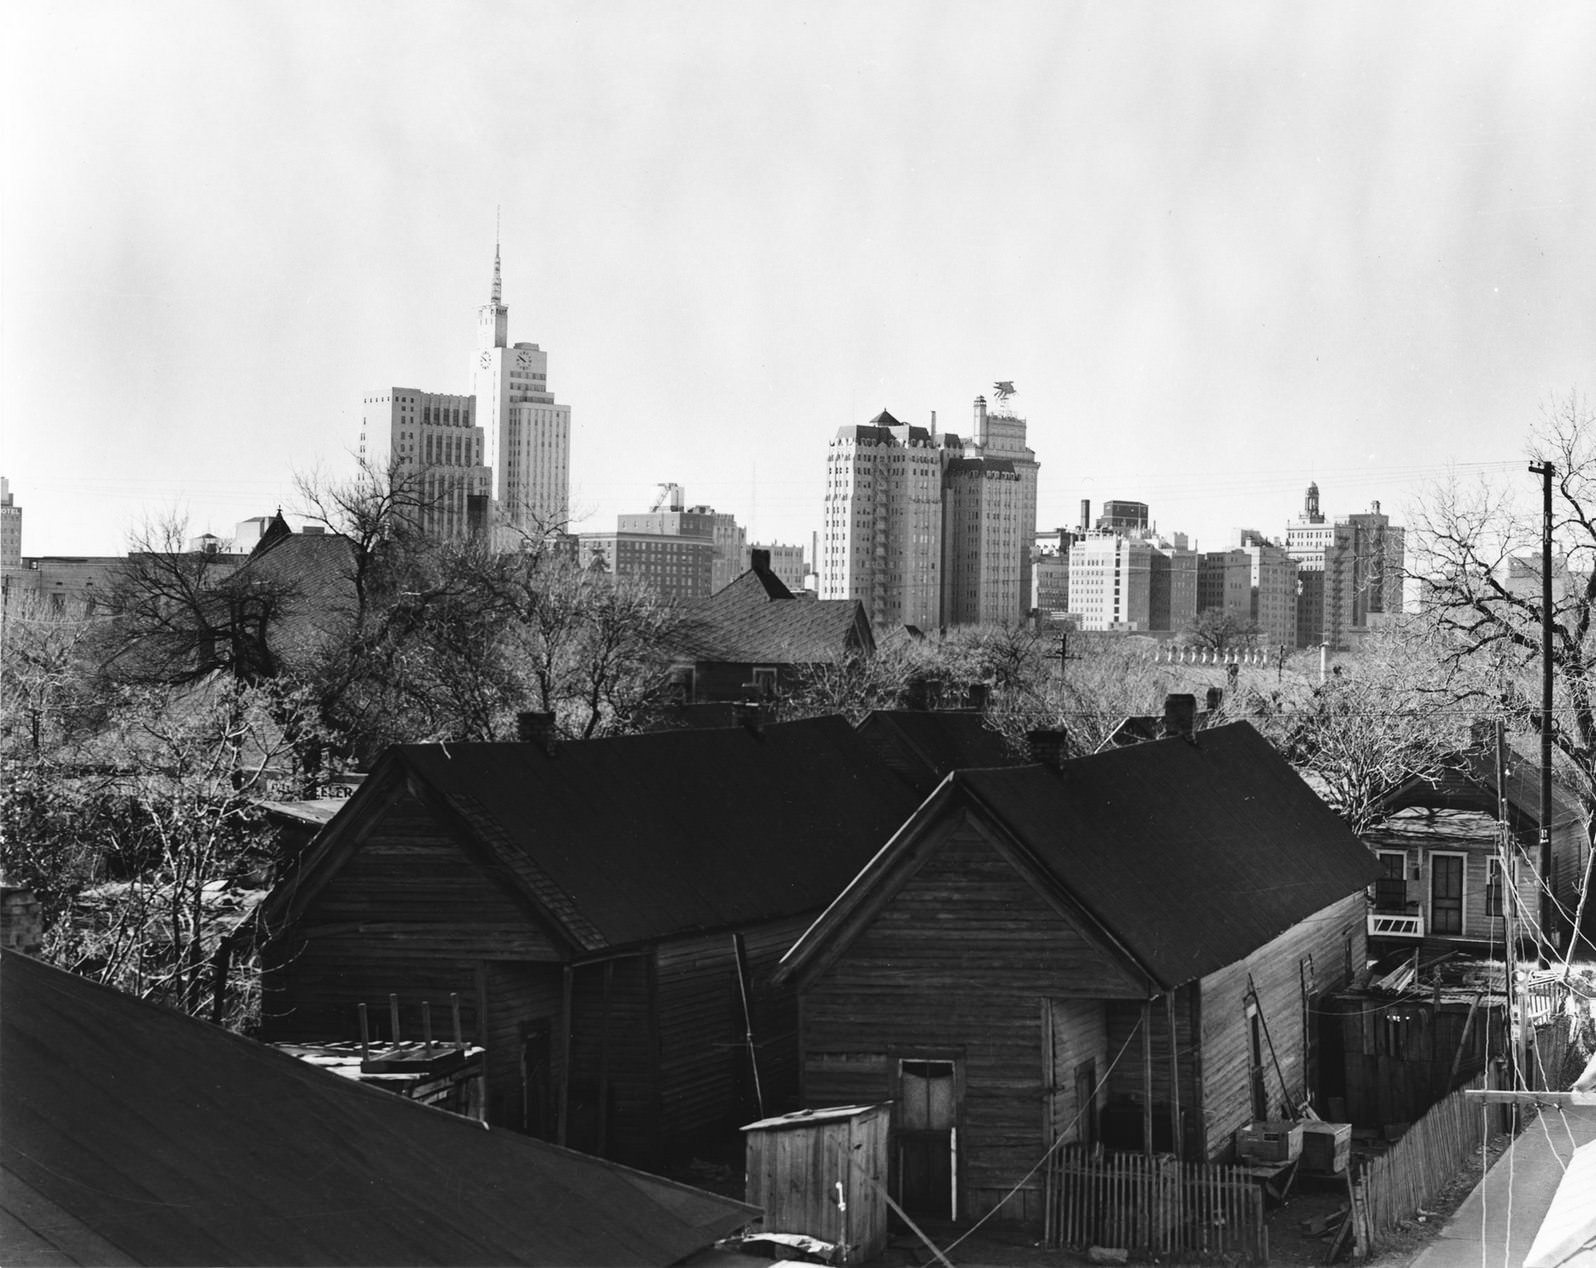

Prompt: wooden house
[
  {"left": 244, "top": 715, "right": 923, "bottom": 1168},
  {"left": 776, "top": 722, "right": 1380, "bottom": 1223},
  {"left": 1363, "top": 738, "right": 1590, "bottom": 957},
  {"left": 669, "top": 550, "right": 873, "bottom": 704},
  {"left": 1, "top": 950, "right": 754, "bottom": 1267}
]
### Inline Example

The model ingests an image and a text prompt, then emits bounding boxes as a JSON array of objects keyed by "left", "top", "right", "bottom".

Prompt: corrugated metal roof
[
  {"left": 0, "top": 950, "right": 755, "bottom": 1266},
  {"left": 351, "top": 716, "right": 923, "bottom": 949},
  {"left": 957, "top": 723, "right": 1380, "bottom": 988}
]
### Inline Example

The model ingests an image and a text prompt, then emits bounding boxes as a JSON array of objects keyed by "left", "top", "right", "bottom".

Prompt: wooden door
[
  {"left": 897, "top": 1059, "right": 958, "bottom": 1217},
  {"left": 1431, "top": 854, "right": 1464, "bottom": 935}
]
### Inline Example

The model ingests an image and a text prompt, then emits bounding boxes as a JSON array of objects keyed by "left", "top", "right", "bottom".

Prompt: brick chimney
[
  {"left": 517, "top": 710, "right": 558, "bottom": 755},
  {"left": 1162, "top": 694, "right": 1197, "bottom": 742},
  {"left": 1205, "top": 686, "right": 1223, "bottom": 713},
  {"left": 750, "top": 548, "right": 771, "bottom": 575},
  {"left": 732, "top": 700, "right": 764, "bottom": 735},
  {"left": 1027, "top": 729, "right": 1070, "bottom": 770},
  {"left": 1, "top": 880, "right": 43, "bottom": 956}
]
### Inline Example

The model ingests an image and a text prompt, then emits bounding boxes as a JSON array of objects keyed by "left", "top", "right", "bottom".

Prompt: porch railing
[{"left": 1368, "top": 911, "right": 1424, "bottom": 937}]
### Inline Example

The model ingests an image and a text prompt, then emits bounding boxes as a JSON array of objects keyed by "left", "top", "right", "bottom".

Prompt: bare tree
[
  {"left": 1411, "top": 391, "right": 1596, "bottom": 808},
  {"left": 1181, "top": 608, "right": 1262, "bottom": 652}
]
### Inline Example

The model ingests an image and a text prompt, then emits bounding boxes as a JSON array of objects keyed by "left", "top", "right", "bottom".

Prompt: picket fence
[
  {"left": 1044, "top": 1147, "right": 1267, "bottom": 1262},
  {"left": 1354, "top": 1074, "right": 1493, "bottom": 1250}
]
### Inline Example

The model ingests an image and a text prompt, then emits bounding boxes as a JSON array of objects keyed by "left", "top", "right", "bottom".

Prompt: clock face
[
  {"left": 479, "top": 351, "right": 492, "bottom": 369},
  {"left": 516, "top": 350, "right": 532, "bottom": 369}
]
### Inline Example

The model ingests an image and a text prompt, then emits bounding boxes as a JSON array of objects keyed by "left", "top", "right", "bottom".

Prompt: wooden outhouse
[{"left": 742, "top": 1103, "right": 890, "bottom": 1263}]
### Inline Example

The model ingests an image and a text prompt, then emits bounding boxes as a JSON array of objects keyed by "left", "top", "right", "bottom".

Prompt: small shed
[{"left": 742, "top": 1103, "right": 890, "bottom": 1263}]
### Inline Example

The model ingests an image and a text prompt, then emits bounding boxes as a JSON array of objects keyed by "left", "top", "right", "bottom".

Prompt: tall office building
[
  {"left": 821, "top": 411, "right": 944, "bottom": 629},
  {"left": 359, "top": 389, "right": 490, "bottom": 539},
  {"left": 820, "top": 393, "right": 1039, "bottom": 630},
  {"left": 1286, "top": 484, "right": 1405, "bottom": 650},
  {"left": 470, "top": 243, "right": 571, "bottom": 537},
  {"left": 1234, "top": 529, "right": 1299, "bottom": 650}
]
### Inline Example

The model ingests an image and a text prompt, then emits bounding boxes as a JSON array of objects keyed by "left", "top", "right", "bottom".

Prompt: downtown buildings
[
  {"left": 819, "top": 393, "right": 1038, "bottom": 629},
  {"left": 361, "top": 242, "right": 570, "bottom": 542},
  {"left": 1286, "top": 483, "right": 1405, "bottom": 651}
]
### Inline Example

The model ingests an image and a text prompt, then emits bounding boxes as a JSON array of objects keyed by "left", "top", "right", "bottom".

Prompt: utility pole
[{"left": 1529, "top": 460, "right": 1556, "bottom": 959}]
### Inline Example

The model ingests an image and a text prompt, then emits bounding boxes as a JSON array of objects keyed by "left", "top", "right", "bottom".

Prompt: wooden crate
[
  {"left": 1300, "top": 1121, "right": 1351, "bottom": 1174},
  {"left": 1236, "top": 1120, "right": 1303, "bottom": 1163}
]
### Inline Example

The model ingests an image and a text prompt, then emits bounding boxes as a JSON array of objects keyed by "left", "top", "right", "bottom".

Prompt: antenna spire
[{"left": 491, "top": 209, "right": 503, "bottom": 305}]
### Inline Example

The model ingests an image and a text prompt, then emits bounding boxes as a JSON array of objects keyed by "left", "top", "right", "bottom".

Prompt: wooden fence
[
  {"left": 1045, "top": 1148, "right": 1267, "bottom": 1262},
  {"left": 1353, "top": 1074, "right": 1494, "bottom": 1249}
]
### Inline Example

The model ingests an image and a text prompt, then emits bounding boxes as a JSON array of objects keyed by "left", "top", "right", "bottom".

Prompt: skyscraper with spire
[{"left": 469, "top": 239, "right": 571, "bottom": 538}]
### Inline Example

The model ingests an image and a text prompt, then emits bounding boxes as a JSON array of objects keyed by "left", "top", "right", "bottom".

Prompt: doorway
[{"left": 896, "top": 1058, "right": 959, "bottom": 1217}]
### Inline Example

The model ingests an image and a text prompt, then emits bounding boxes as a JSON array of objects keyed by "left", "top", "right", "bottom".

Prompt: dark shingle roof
[
  {"left": 855, "top": 710, "right": 1023, "bottom": 797},
  {"left": 0, "top": 950, "right": 754, "bottom": 1266},
  {"left": 957, "top": 723, "right": 1379, "bottom": 988},
  {"left": 676, "top": 568, "right": 872, "bottom": 663},
  {"left": 266, "top": 716, "right": 922, "bottom": 951},
  {"left": 784, "top": 722, "right": 1378, "bottom": 992}
]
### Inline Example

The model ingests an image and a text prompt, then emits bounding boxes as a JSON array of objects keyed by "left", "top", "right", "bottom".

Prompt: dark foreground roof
[
  {"left": 854, "top": 709, "right": 1023, "bottom": 797},
  {"left": 0, "top": 951, "right": 754, "bottom": 1267},
  {"left": 785, "top": 722, "right": 1379, "bottom": 992},
  {"left": 262, "top": 716, "right": 923, "bottom": 952}
]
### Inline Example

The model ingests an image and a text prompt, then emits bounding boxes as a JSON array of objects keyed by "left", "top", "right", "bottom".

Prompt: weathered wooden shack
[
  {"left": 777, "top": 722, "right": 1379, "bottom": 1223},
  {"left": 743, "top": 1103, "right": 890, "bottom": 1262},
  {"left": 245, "top": 715, "right": 922, "bottom": 1167}
]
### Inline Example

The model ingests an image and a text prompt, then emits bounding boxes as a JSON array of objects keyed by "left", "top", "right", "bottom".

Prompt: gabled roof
[
  {"left": 782, "top": 722, "right": 1380, "bottom": 993},
  {"left": 676, "top": 565, "right": 873, "bottom": 664},
  {"left": 231, "top": 530, "right": 359, "bottom": 668},
  {"left": 0, "top": 950, "right": 754, "bottom": 1267},
  {"left": 258, "top": 716, "right": 922, "bottom": 953},
  {"left": 854, "top": 709, "right": 1023, "bottom": 797},
  {"left": 1374, "top": 740, "right": 1583, "bottom": 830}
]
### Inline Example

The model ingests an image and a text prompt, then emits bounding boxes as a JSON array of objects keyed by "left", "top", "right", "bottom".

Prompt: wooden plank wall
[
  {"left": 566, "top": 954, "right": 658, "bottom": 1163},
  {"left": 1046, "top": 998, "right": 1108, "bottom": 1145},
  {"left": 1195, "top": 890, "right": 1366, "bottom": 1160},
  {"left": 801, "top": 817, "right": 1145, "bottom": 1221},
  {"left": 654, "top": 912, "right": 812, "bottom": 1144},
  {"left": 1102, "top": 986, "right": 1199, "bottom": 1155},
  {"left": 480, "top": 959, "right": 563, "bottom": 1132},
  {"left": 260, "top": 793, "right": 561, "bottom": 1043}
]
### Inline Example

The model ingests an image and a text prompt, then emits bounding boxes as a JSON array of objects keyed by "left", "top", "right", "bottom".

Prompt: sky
[{"left": 2, "top": 1, "right": 1592, "bottom": 559}]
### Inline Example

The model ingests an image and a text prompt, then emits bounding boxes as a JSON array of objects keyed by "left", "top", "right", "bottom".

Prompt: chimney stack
[
  {"left": 517, "top": 710, "right": 558, "bottom": 755},
  {"left": 1080, "top": 499, "right": 1091, "bottom": 534},
  {"left": 1, "top": 880, "right": 43, "bottom": 956},
  {"left": 1162, "top": 694, "right": 1197, "bottom": 742},
  {"left": 1027, "top": 729, "right": 1071, "bottom": 770},
  {"left": 750, "top": 548, "right": 771, "bottom": 575},
  {"left": 732, "top": 697, "right": 764, "bottom": 735},
  {"left": 1204, "top": 686, "right": 1223, "bottom": 713}
]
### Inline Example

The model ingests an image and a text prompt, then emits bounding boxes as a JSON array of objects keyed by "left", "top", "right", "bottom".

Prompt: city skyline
[{"left": 3, "top": 3, "right": 1591, "bottom": 559}]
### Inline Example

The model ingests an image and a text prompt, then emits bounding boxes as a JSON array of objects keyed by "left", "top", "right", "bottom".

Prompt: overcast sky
[{"left": 3, "top": 1, "right": 1592, "bottom": 558}]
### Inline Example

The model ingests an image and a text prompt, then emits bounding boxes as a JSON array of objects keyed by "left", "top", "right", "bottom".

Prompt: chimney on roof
[
  {"left": 1, "top": 879, "right": 43, "bottom": 956},
  {"left": 517, "top": 710, "right": 558, "bottom": 755},
  {"left": 1080, "top": 499, "right": 1091, "bottom": 534},
  {"left": 967, "top": 682, "right": 990, "bottom": 712},
  {"left": 750, "top": 548, "right": 772, "bottom": 576},
  {"left": 1027, "top": 729, "right": 1070, "bottom": 770},
  {"left": 904, "top": 678, "right": 930, "bottom": 711},
  {"left": 1162, "top": 694, "right": 1197, "bottom": 742},
  {"left": 1205, "top": 686, "right": 1223, "bottom": 713}
]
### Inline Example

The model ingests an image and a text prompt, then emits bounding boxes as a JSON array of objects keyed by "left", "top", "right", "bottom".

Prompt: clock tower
[{"left": 469, "top": 238, "right": 570, "bottom": 538}]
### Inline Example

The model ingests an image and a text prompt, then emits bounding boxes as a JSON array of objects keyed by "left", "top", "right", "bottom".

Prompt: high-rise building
[
  {"left": 1196, "top": 549, "right": 1252, "bottom": 619},
  {"left": 359, "top": 389, "right": 491, "bottom": 539},
  {"left": 1066, "top": 534, "right": 1152, "bottom": 631},
  {"left": 821, "top": 411, "right": 944, "bottom": 629},
  {"left": 819, "top": 392, "right": 1039, "bottom": 630},
  {"left": 1286, "top": 484, "right": 1405, "bottom": 650},
  {"left": 575, "top": 529, "right": 715, "bottom": 601},
  {"left": 1233, "top": 529, "right": 1299, "bottom": 650},
  {"left": 469, "top": 242, "right": 571, "bottom": 537},
  {"left": 618, "top": 485, "right": 748, "bottom": 595},
  {"left": 1, "top": 479, "right": 21, "bottom": 571}
]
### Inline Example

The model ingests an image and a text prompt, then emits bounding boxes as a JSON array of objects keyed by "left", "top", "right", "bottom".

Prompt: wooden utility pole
[{"left": 1528, "top": 461, "right": 1556, "bottom": 958}]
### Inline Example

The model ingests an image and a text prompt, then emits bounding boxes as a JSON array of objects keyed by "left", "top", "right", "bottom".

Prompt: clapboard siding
[
  {"left": 801, "top": 819, "right": 1146, "bottom": 1216},
  {"left": 1046, "top": 998, "right": 1108, "bottom": 1144},
  {"left": 480, "top": 960, "right": 562, "bottom": 1132},
  {"left": 1196, "top": 889, "right": 1365, "bottom": 1160},
  {"left": 1103, "top": 986, "right": 1200, "bottom": 1154},
  {"left": 260, "top": 792, "right": 560, "bottom": 1043},
  {"left": 567, "top": 954, "right": 658, "bottom": 1162}
]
